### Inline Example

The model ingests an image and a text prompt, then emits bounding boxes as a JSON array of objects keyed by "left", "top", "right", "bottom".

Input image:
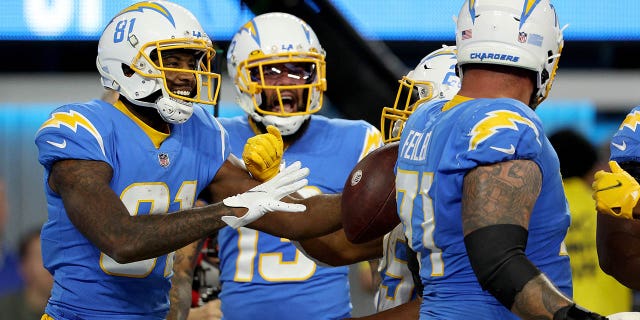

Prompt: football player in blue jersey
[
  {"left": 592, "top": 109, "right": 640, "bottom": 290},
  {"left": 219, "top": 46, "right": 459, "bottom": 320},
  {"left": 286, "top": 46, "right": 460, "bottom": 320},
  {"left": 33, "top": 2, "right": 311, "bottom": 319},
  {"left": 392, "top": 0, "right": 609, "bottom": 319},
  {"left": 213, "top": 12, "right": 383, "bottom": 320}
]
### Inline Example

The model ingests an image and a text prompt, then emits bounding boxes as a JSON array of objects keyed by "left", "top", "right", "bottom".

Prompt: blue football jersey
[
  {"left": 396, "top": 96, "right": 572, "bottom": 319},
  {"left": 217, "top": 115, "right": 382, "bottom": 320},
  {"left": 610, "top": 106, "right": 640, "bottom": 163},
  {"left": 375, "top": 224, "right": 418, "bottom": 311},
  {"left": 35, "top": 100, "right": 229, "bottom": 320}
]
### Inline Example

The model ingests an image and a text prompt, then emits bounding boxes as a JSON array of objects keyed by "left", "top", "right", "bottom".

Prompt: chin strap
[
  {"left": 155, "top": 96, "right": 193, "bottom": 124},
  {"left": 260, "top": 114, "right": 307, "bottom": 136}
]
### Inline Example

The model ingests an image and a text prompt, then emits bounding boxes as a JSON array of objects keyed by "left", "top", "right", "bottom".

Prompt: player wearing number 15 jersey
[{"left": 217, "top": 12, "right": 383, "bottom": 320}]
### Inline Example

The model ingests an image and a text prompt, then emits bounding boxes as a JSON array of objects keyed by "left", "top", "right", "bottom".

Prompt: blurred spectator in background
[
  {"left": 0, "top": 179, "right": 23, "bottom": 296},
  {"left": 549, "top": 128, "right": 632, "bottom": 314},
  {"left": 0, "top": 227, "right": 53, "bottom": 319}
]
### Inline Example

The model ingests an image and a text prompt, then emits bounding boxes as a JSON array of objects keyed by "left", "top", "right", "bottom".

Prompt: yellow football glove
[
  {"left": 242, "top": 125, "right": 283, "bottom": 181},
  {"left": 592, "top": 161, "right": 640, "bottom": 219}
]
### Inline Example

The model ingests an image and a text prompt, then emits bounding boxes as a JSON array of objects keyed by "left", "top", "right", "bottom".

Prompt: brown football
[{"left": 341, "top": 142, "right": 400, "bottom": 244}]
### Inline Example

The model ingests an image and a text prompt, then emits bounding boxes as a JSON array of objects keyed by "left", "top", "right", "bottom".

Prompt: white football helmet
[
  {"left": 381, "top": 46, "right": 460, "bottom": 143},
  {"left": 227, "top": 12, "right": 327, "bottom": 135},
  {"left": 455, "top": 0, "right": 564, "bottom": 107},
  {"left": 96, "top": 1, "right": 221, "bottom": 124}
]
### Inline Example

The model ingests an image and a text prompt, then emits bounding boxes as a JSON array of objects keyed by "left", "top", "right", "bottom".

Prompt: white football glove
[
  {"left": 221, "top": 161, "right": 309, "bottom": 229},
  {"left": 607, "top": 312, "right": 640, "bottom": 320}
]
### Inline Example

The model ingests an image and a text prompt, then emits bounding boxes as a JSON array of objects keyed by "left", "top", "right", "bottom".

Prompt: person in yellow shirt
[{"left": 550, "top": 128, "right": 632, "bottom": 314}]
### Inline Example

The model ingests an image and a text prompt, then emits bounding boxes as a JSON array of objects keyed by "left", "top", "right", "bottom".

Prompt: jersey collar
[{"left": 442, "top": 95, "right": 474, "bottom": 112}]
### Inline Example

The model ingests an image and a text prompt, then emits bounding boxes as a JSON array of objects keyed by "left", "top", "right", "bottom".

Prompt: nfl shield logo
[
  {"left": 158, "top": 153, "right": 170, "bottom": 167},
  {"left": 518, "top": 32, "right": 528, "bottom": 43}
]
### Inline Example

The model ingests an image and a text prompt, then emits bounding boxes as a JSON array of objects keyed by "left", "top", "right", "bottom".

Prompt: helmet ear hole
[
  {"left": 121, "top": 64, "right": 135, "bottom": 77},
  {"left": 410, "top": 87, "right": 421, "bottom": 106},
  {"left": 540, "top": 69, "right": 549, "bottom": 85},
  {"left": 149, "top": 49, "right": 158, "bottom": 63}
]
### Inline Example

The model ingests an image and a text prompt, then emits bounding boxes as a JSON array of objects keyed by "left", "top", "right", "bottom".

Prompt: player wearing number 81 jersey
[
  {"left": 34, "top": 2, "right": 312, "bottom": 319},
  {"left": 37, "top": 100, "right": 228, "bottom": 319}
]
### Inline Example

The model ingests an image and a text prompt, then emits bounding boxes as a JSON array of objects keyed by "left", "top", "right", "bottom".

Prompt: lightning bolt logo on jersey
[
  {"left": 396, "top": 96, "right": 571, "bottom": 319},
  {"left": 468, "top": 110, "right": 540, "bottom": 150},
  {"left": 39, "top": 110, "right": 105, "bottom": 155},
  {"left": 610, "top": 106, "right": 640, "bottom": 163},
  {"left": 218, "top": 115, "right": 382, "bottom": 320},
  {"left": 35, "top": 99, "right": 229, "bottom": 319}
]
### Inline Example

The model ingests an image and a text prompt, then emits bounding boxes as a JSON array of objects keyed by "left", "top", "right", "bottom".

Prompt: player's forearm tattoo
[
  {"left": 511, "top": 274, "right": 571, "bottom": 319},
  {"left": 167, "top": 249, "right": 193, "bottom": 320},
  {"left": 127, "top": 205, "right": 232, "bottom": 260},
  {"left": 53, "top": 159, "right": 236, "bottom": 261},
  {"left": 462, "top": 160, "right": 542, "bottom": 235}
]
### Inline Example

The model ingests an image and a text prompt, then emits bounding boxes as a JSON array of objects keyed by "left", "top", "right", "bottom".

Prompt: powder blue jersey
[
  {"left": 375, "top": 224, "right": 418, "bottom": 311},
  {"left": 217, "top": 115, "right": 382, "bottom": 320},
  {"left": 396, "top": 97, "right": 572, "bottom": 319},
  {"left": 610, "top": 105, "right": 640, "bottom": 163},
  {"left": 35, "top": 100, "right": 229, "bottom": 319}
]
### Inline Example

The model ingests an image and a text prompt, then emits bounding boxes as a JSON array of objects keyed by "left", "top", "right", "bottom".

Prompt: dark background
[{"left": 2, "top": 0, "right": 639, "bottom": 126}]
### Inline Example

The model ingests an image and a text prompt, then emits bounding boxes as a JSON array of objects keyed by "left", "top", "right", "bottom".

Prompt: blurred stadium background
[{"left": 0, "top": 1, "right": 639, "bottom": 312}]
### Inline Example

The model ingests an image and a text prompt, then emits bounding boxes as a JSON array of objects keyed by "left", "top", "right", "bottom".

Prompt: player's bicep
[
  {"left": 461, "top": 159, "right": 541, "bottom": 235},
  {"left": 50, "top": 159, "right": 125, "bottom": 244}
]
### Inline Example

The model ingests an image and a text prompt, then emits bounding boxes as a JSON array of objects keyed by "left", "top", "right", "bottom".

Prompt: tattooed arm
[
  {"left": 462, "top": 160, "right": 572, "bottom": 319},
  {"left": 167, "top": 240, "right": 205, "bottom": 320},
  {"left": 49, "top": 159, "right": 252, "bottom": 263}
]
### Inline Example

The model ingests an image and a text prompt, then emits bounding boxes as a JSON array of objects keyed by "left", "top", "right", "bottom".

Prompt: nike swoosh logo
[
  {"left": 595, "top": 180, "right": 623, "bottom": 192},
  {"left": 490, "top": 144, "right": 515, "bottom": 155},
  {"left": 46, "top": 139, "right": 67, "bottom": 149},
  {"left": 612, "top": 141, "right": 627, "bottom": 151}
]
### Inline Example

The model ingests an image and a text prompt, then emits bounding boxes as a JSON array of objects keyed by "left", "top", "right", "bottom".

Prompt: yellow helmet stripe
[
  {"left": 469, "top": 0, "right": 477, "bottom": 23},
  {"left": 117, "top": 2, "right": 175, "bottom": 27},
  {"left": 520, "top": 0, "right": 542, "bottom": 29},
  {"left": 240, "top": 20, "right": 261, "bottom": 46}
]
